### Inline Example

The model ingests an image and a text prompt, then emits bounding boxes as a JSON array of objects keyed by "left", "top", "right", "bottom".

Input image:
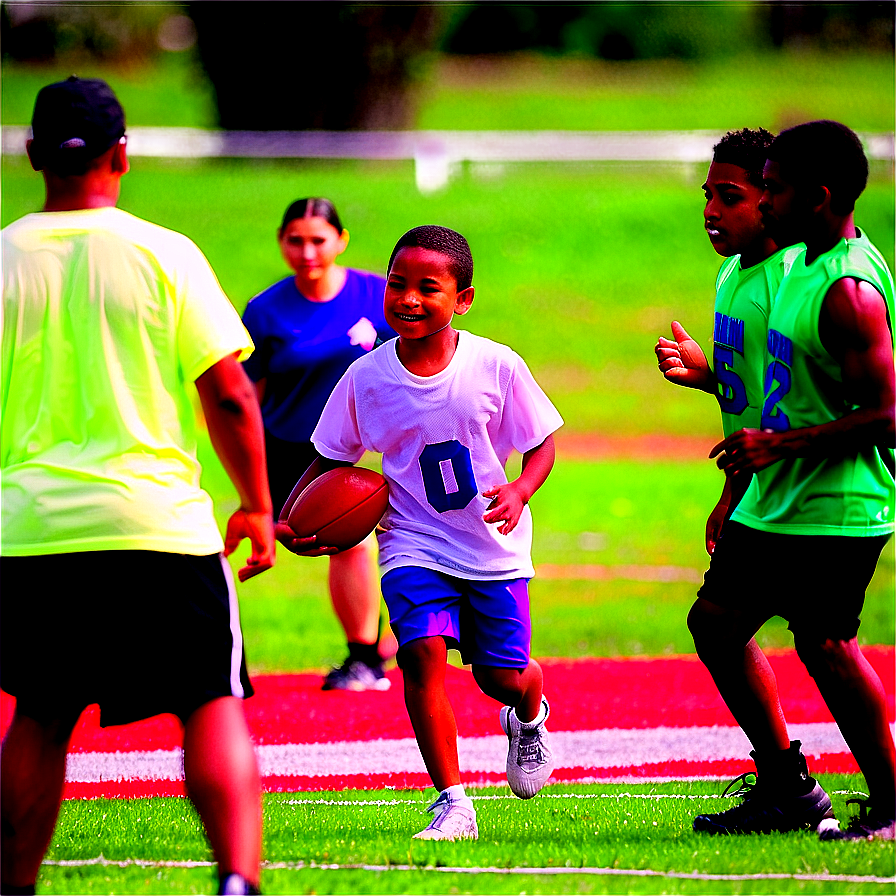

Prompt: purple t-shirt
[{"left": 242, "top": 268, "right": 395, "bottom": 441}]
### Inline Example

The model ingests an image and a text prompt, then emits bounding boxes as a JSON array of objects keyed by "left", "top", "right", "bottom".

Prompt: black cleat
[{"left": 693, "top": 771, "right": 836, "bottom": 835}]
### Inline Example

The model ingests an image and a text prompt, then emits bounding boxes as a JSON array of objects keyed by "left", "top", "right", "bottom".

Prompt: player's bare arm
[
  {"left": 196, "top": 353, "right": 275, "bottom": 581},
  {"left": 711, "top": 279, "right": 895, "bottom": 477},
  {"left": 654, "top": 321, "right": 715, "bottom": 392},
  {"left": 483, "top": 434, "right": 556, "bottom": 536}
]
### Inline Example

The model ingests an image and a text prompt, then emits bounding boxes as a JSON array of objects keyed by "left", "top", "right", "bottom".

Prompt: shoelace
[
  {"left": 720, "top": 771, "right": 758, "bottom": 800},
  {"left": 518, "top": 730, "right": 544, "bottom": 764}
]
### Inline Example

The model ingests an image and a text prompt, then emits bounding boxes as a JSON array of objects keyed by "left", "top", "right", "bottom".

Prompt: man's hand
[
  {"left": 223, "top": 509, "right": 275, "bottom": 582},
  {"left": 710, "top": 428, "right": 785, "bottom": 477},
  {"left": 655, "top": 321, "right": 714, "bottom": 393}
]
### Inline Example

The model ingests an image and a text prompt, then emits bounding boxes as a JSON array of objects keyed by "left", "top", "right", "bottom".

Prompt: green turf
[
  {"left": 37, "top": 779, "right": 894, "bottom": 895},
  {"left": 3, "top": 155, "right": 893, "bottom": 441},
  {"left": 223, "top": 456, "right": 894, "bottom": 673},
  {"left": 2, "top": 50, "right": 893, "bottom": 133},
  {"left": 419, "top": 52, "right": 895, "bottom": 132}
]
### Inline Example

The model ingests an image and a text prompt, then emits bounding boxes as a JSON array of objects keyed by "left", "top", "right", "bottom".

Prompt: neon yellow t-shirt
[{"left": 2, "top": 207, "right": 253, "bottom": 556}]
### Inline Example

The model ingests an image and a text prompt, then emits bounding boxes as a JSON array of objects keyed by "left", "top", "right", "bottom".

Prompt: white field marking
[
  {"left": 66, "top": 721, "right": 894, "bottom": 783},
  {"left": 40, "top": 857, "right": 896, "bottom": 885},
  {"left": 281, "top": 793, "right": 728, "bottom": 806}
]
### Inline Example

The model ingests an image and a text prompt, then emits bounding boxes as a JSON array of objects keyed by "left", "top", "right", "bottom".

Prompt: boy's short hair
[
  {"left": 767, "top": 120, "right": 868, "bottom": 215},
  {"left": 387, "top": 226, "right": 474, "bottom": 291},
  {"left": 279, "top": 198, "right": 343, "bottom": 235},
  {"left": 30, "top": 76, "right": 126, "bottom": 176},
  {"left": 712, "top": 128, "right": 775, "bottom": 187}
]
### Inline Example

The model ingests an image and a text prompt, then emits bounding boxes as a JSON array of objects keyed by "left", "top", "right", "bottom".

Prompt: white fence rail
[{"left": 4, "top": 126, "right": 893, "bottom": 193}]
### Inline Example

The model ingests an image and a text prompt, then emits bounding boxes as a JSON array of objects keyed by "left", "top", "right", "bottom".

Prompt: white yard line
[
  {"left": 66, "top": 722, "right": 849, "bottom": 784},
  {"left": 41, "top": 856, "right": 895, "bottom": 885},
  {"left": 65, "top": 722, "right": 876, "bottom": 783}
]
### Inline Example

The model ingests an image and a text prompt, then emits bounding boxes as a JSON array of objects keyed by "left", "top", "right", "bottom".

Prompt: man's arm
[
  {"left": 654, "top": 321, "right": 716, "bottom": 393},
  {"left": 711, "top": 279, "right": 894, "bottom": 476},
  {"left": 195, "top": 353, "right": 275, "bottom": 581}
]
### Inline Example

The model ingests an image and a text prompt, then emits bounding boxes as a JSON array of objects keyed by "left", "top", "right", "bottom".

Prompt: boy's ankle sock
[
  {"left": 347, "top": 641, "right": 381, "bottom": 668},
  {"left": 442, "top": 783, "right": 470, "bottom": 804},
  {"left": 217, "top": 872, "right": 260, "bottom": 895},
  {"left": 517, "top": 696, "right": 548, "bottom": 728}
]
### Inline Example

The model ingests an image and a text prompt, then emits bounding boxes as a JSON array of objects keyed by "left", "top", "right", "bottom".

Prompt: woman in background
[{"left": 242, "top": 198, "right": 396, "bottom": 691}]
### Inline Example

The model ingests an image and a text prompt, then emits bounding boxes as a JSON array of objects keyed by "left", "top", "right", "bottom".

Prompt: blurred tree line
[{"left": 3, "top": 1, "right": 893, "bottom": 129}]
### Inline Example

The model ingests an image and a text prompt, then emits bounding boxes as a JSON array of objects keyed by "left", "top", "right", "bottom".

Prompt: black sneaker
[
  {"left": 321, "top": 658, "right": 391, "bottom": 692},
  {"left": 820, "top": 798, "right": 895, "bottom": 841},
  {"left": 693, "top": 771, "right": 836, "bottom": 835}
]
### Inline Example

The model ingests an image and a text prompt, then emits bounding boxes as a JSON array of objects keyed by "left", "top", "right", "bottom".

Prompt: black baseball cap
[{"left": 29, "top": 76, "right": 125, "bottom": 171}]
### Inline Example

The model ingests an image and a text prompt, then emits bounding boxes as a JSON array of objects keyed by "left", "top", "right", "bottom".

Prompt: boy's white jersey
[{"left": 312, "top": 330, "right": 563, "bottom": 580}]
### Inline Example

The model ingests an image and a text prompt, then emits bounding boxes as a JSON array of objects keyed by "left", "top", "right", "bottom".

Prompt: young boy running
[
  {"left": 655, "top": 127, "right": 803, "bottom": 553},
  {"left": 277, "top": 225, "right": 563, "bottom": 839},
  {"left": 694, "top": 120, "right": 895, "bottom": 839}
]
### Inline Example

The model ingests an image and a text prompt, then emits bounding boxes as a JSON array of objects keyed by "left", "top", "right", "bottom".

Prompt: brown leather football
[{"left": 287, "top": 467, "right": 389, "bottom": 551}]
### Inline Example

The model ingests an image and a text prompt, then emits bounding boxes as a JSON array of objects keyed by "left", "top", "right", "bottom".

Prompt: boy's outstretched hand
[
  {"left": 482, "top": 482, "right": 527, "bottom": 536},
  {"left": 655, "top": 321, "right": 714, "bottom": 393},
  {"left": 224, "top": 508, "right": 276, "bottom": 582}
]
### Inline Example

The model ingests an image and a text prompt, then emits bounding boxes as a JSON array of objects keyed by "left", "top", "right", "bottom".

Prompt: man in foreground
[{"left": 1, "top": 77, "right": 275, "bottom": 894}]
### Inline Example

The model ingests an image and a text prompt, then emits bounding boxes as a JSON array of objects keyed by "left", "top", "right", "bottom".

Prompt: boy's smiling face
[
  {"left": 384, "top": 247, "right": 474, "bottom": 341},
  {"left": 702, "top": 161, "right": 767, "bottom": 259}
]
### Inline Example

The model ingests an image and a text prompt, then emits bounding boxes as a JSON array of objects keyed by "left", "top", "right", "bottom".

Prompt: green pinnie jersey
[
  {"left": 732, "top": 229, "right": 895, "bottom": 536},
  {"left": 713, "top": 245, "right": 804, "bottom": 438}
]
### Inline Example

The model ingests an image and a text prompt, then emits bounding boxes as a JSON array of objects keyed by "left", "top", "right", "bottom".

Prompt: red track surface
[{"left": 2, "top": 648, "right": 892, "bottom": 799}]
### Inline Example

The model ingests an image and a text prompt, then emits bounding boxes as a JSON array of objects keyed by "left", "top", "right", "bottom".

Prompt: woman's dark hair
[
  {"left": 387, "top": 225, "right": 473, "bottom": 291},
  {"left": 279, "top": 198, "right": 343, "bottom": 235},
  {"left": 712, "top": 127, "right": 775, "bottom": 188},
  {"left": 767, "top": 120, "right": 868, "bottom": 215}
]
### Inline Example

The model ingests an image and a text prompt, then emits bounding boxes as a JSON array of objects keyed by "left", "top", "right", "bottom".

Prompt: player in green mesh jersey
[
  {"left": 656, "top": 127, "right": 802, "bottom": 554},
  {"left": 691, "top": 120, "right": 895, "bottom": 840}
]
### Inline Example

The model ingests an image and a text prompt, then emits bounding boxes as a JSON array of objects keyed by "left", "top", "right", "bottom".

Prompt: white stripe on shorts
[{"left": 218, "top": 555, "right": 245, "bottom": 699}]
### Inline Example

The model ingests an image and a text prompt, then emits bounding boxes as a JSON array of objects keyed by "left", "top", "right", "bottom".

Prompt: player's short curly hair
[
  {"left": 387, "top": 225, "right": 473, "bottom": 291},
  {"left": 712, "top": 128, "right": 775, "bottom": 187},
  {"left": 767, "top": 120, "right": 868, "bottom": 215}
]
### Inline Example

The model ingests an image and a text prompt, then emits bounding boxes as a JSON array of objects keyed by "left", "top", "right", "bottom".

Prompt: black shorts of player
[
  {"left": 697, "top": 521, "right": 891, "bottom": 641},
  {"left": 264, "top": 431, "right": 319, "bottom": 517},
  {"left": 0, "top": 551, "right": 253, "bottom": 727}
]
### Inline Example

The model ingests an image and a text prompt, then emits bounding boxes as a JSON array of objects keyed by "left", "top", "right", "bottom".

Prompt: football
[{"left": 287, "top": 467, "right": 389, "bottom": 551}]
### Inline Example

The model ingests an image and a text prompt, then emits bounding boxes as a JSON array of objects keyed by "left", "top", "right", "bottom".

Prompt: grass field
[
  {"left": 2, "top": 49, "right": 895, "bottom": 896},
  {"left": 2, "top": 50, "right": 894, "bottom": 132},
  {"left": 35, "top": 780, "right": 896, "bottom": 895}
]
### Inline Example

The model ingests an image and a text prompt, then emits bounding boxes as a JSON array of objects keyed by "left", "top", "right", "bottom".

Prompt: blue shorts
[{"left": 381, "top": 566, "right": 532, "bottom": 669}]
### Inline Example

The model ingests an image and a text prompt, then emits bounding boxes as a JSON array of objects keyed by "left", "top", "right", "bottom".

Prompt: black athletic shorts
[
  {"left": 697, "top": 521, "right": 892, "bottom": 641},
  {"left": 1, "top": 551, "right": 253, "bottom": 726},
  {"left": 264, "top": 431, "right": 319, "bottom": 518}
]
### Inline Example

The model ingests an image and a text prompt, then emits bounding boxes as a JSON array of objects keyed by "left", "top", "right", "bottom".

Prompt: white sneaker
[
  {"left": 500, "top": 697, "right": 554, "bottom": 799},
  {"left": 413, "top": 791, "right": 479, "bottom": 840}
]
